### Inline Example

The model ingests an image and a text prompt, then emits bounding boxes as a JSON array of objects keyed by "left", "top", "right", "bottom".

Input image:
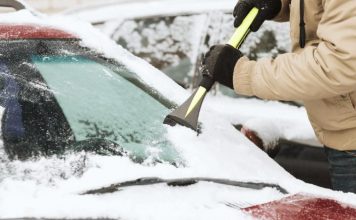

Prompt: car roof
[
  {"left": 63, "top": 0, "right": 235, "bottom": 24},
  {"left": 0, "top": 24, "right": 78, "bottom": 39},
  {"left": 0, "top": 0, "right": 78, "bottom": 40}
]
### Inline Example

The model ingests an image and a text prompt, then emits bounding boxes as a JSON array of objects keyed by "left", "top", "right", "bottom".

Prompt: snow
[
  {"left": 0, "top": 7, "right": 355, "bottom": 220},
  {"left": 205, "top": 95, "right": 320, "bottom": 148}
]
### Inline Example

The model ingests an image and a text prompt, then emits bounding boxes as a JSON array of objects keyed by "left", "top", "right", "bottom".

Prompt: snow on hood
[{"left": 0, "top": 9, "right": 355, "bottom": 220}]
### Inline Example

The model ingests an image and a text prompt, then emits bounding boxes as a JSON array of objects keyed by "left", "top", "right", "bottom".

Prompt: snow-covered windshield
[{"left": 31, "top": 55, "right": 181, "bottom": 163}]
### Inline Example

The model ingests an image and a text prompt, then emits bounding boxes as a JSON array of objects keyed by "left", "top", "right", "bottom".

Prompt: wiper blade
[{"left": 81, "top": 177, "right": 288, "bottom": 195}]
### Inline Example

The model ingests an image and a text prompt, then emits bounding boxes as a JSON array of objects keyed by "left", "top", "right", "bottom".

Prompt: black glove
[
  {"left": 202, "top": 44, "right": 243, "bottom": 89},
  {"left": 233, "top": 0, "right": 282, "bottom": 31}
]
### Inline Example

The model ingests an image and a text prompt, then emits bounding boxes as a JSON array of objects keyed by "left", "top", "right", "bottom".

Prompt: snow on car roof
[
  {"left": 63, "top": 0, "right": 236, "bottom": 24},
  {"left": 0, "top": 24, "right": 78, "bottom": 39},
  {"left": 0, "top": 7, "right": 356, "bottom": 220}
]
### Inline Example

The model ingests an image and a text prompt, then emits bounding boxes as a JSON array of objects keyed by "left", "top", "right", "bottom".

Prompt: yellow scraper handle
[
  {"left": 184, "top": 7, "right": 260, "bottom": 121},
  {"left": 228, "top": 7, "right": 259, "bottom": 48}
]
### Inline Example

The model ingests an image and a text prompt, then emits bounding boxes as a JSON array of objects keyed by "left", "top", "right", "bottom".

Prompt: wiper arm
[{"left": 81, "top": 177, "right": 288, "bottom": 195}]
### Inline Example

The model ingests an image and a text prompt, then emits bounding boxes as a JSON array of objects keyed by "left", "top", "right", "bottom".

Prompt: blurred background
[{"left": 26, "top": 0, "right": 144, "bottom": 13}]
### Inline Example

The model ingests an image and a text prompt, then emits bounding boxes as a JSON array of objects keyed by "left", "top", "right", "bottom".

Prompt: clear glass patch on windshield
[{"left": 31, "top": 55, "right": 182, "bottom": 164}]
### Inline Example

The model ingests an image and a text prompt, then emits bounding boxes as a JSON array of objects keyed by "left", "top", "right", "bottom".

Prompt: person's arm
[{"left": 234, "top": 0, "right": 356, "bottom": 101}]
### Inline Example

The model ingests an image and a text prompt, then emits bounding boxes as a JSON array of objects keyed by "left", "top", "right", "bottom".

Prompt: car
[
  {"left": 65, "top": 0, "right": 332, "bottom": 189},
  {"left": 0, "top": 1, "right": 356, "bottom": 220}
]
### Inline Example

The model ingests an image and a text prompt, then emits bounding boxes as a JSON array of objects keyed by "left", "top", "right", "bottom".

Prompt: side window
[
  {"left": 0, "top": 58, "right": 74, "bottom": 160},
  {"left": 111, "top": 14, "right": 208, "bottom": 88}
]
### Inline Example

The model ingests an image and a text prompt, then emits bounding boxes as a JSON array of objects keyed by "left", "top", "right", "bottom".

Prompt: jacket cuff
[{"left": 233, "top": 57, "right": 256, "bottom": 96}]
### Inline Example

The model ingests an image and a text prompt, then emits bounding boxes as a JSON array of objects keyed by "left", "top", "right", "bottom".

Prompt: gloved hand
[
  {"left": 233, "top": 0, "right": 282, "bottom": 31},
  {"left": 202, "top": 44, "right": 243, "bottom": 89}
]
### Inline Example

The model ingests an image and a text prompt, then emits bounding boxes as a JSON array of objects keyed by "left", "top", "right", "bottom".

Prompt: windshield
[
  {"left": 31, "top": 55, "right": 180, "bottom": 163},
  {"left": 0, "top": 40, "right": 181, "bottom": 164}
]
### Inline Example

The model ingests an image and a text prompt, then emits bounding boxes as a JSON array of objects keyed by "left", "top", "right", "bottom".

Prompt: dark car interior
[{"left": 0, "top": 42, "right": 76, "bottom": 159}]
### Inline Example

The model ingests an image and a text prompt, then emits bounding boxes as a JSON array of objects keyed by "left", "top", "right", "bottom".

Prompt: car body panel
[{"left": 243, "top": 193, "right": 356, "bottom": 220}]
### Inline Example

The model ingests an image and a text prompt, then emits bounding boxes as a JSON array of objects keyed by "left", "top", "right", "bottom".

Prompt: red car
[{"left": 0, "top": 1, "right": 355, "bottom": 219}]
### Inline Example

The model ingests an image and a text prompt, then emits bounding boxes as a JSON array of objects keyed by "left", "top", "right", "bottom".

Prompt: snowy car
[{"left": 1, "top": 1, "right": 356, "bottom": 220}]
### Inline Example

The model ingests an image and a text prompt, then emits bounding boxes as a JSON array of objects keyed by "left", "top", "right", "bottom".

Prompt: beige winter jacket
[{"left": 233, "top": 0, "right": 356, "bottom": 151}]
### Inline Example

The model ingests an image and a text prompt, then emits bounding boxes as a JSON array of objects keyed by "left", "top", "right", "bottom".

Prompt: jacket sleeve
[
  {"left": 273, "top": 0, "right": 290, "bottom": 22},
  {"left": 233, "top": 0, "right": 356, "bottom": 101}
]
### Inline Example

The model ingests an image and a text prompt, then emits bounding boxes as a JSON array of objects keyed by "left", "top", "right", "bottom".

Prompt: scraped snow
[
  {"left": 0, "top": 8, "right": 355, "bottom": 220},
  {"left": 205, "top": 95, "right": 320, "bottom": 147}
]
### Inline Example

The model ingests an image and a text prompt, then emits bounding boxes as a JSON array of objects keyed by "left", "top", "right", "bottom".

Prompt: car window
[
  {"left": 112, "top": 14, "right": 208, "bottom": 88},
  {"left": 30, "top": 54, "right": 181, "bottom": 164},
  {"left": 0, "top": 57, "right": 75, "bottom": 160}
]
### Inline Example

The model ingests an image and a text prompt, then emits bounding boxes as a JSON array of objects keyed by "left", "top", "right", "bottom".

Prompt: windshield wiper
[{"left": 81, "top": 177, "right": 288, "bottom": 195}]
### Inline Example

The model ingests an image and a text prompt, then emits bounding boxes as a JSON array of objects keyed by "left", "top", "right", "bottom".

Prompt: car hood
[{"left": 0, "top": 10, "right": 356, "bottom": 220}]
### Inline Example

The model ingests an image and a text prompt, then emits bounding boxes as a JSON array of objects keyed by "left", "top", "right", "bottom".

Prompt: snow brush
[{"left": 163, "top": 7, "right": 259, "bottom": 131}]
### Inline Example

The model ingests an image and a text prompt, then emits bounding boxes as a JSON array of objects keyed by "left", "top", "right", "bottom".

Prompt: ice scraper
[{"left": 163, "top": 8, "right": 259, "bottom": 131}]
